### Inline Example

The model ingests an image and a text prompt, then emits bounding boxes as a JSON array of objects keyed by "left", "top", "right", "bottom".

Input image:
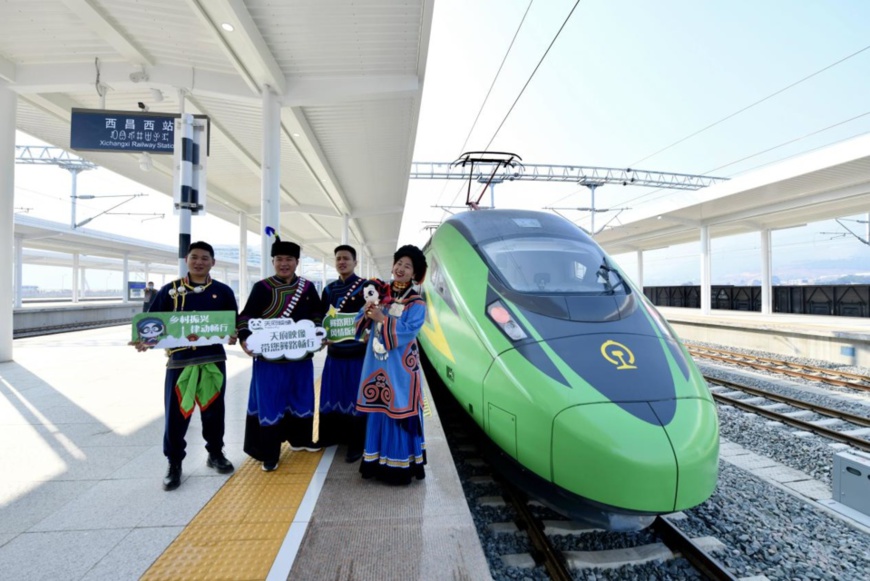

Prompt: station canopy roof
[
  {"left": 595, "top": 133, "right": 870, "bottom": 254},
  {"left": 1, "top": 0, "right": 433, "bottom": 277}
]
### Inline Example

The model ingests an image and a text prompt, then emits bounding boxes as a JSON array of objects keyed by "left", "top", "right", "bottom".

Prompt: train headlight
[{"left": 487, "top": 300, "right": 527, "bottom": 341}]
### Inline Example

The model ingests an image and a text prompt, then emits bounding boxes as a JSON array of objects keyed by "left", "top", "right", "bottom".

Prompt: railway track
[
  {"left": 707, "top": 376, "right": 870, "bottom": 453},
  {"left": 687, "top": 343, "right": 870, "bottom": 393},
  {"left": 433, "top": 380, "right": 736, "bottom": 579}
]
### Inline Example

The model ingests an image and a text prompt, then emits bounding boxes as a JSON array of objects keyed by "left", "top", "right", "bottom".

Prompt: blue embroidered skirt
[{"left": 359, "top": 412, "right": 426, "bottom": 484}]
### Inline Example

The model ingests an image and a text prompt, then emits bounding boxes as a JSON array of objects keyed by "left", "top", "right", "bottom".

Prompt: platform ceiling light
[
  {"left": 221, "top": 22, "right": 235, "bottom": 32},
  {"left": 150, "top": 88, "right": 164, "bottom": 102}
]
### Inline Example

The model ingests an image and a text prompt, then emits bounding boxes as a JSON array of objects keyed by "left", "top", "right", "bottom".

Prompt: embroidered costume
[
  {"left": 355, "top": 282, "right": 427, "bottom": 484},
  {"left": 149, "top": 275, "right": 238, "bottom": 464},
  {"left": 237, "top": 274, "right": 324, "bottom": 465},
  {"left": 319, "top": 274, "right": 368, "bottom": 451}
]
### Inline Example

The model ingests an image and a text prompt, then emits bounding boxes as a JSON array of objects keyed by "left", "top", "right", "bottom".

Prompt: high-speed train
[{"left": 418, "top": 209, "right": 718, "bottom": 530}]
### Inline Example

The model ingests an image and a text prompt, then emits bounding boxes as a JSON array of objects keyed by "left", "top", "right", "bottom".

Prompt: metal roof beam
[
  {"left": 708, "top": 182, "right": 870, "bottom": 227},
  {"left": 0, "top": 55, "right": 15, "bottom": 83},
  {"left": 60, "top": 0, "right": 153, "bottom": 66},
  {"left": 284, "top": 75, "right": 419, "bottom": 106},
  {"left": 12, "top": 63, "right": 254, "bottom": 102},
  {"left": 190, "top": 0, "right": 286, "bottom": 95},
  {"left": 183, "top": 0, "right": 286, "bottom": 96},
  {"left": 349, "top": 206, "right": 404, "bottom": 219},
  {"left": 282, "top": 205, "right": 340, "bottom": 218}
]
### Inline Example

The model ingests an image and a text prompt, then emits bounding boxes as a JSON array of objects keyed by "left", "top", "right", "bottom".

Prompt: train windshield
[{"left": 481, "top": 236, "right": 626, "bottom": 295}]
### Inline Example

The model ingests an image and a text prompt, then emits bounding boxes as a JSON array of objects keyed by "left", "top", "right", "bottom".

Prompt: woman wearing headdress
[
  {"left": 354, "top": 244, "right": 428, "bottom": 485},
  {"left": 237, "top": 230, "right": 325, "bottom": 472}
]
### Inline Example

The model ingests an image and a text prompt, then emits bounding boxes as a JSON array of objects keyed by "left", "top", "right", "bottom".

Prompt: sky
[
  {"left": 13, "top": 0, "right": 870, "bottom": 290},
  {"left": 399, "top": 0, "right": 870, "bottom": 284}
]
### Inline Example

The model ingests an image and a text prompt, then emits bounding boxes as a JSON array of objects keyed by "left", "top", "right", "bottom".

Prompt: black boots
[
  {"left": 163, "top": 462, "right": 182, "bottom": 491},
  {"left": 165, "top": 453, "right": 233, "bottom": 490},
  {"left": 206, "top": 453, "right": 234, "bottom": 474}
]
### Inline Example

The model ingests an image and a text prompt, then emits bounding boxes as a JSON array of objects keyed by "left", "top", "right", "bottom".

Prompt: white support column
[
  {"left": 122, "top": 252, "right": 130, "bottom": 303},
  {"left": 14, "top": 235, "right": 23, "bottom": 308},
  {"left": 238, "top": 211, "right": 248, "bottom": 304},
  {"left": 0, "top": 82, "right": 16, "bottom": 361},
  {"left": 699, "top": 226, "right": 711, "bottom": 314},
  {"left": 143, "top": 261, "right": 150, "bottom": 286},
  {"left": 760, "top": 229, "right": 772, "bottom": 315},
  {"left": 635, "top": 249, "right": 644, "bottom": 291},
  {"left": 261, "top": 85, "right": 281, "bottom": 279},
  {"left": 321, "top": 257, "right": 326, "bottom": 290},
  {"left": 81, "top": 267, "right": 87, "bottom": 298},
  {"left": 342, "top": 214, "right": 349, "bottom": 245},
  {"left": 72, "top": 253, "right": 80, "bottom": 303}
]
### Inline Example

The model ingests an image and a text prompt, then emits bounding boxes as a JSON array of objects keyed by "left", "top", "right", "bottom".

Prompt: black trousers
[{"left": 163, "top": 362, "right": 227, "bottom": 463}]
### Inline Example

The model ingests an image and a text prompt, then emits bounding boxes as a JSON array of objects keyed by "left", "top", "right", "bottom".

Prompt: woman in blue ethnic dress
[
  {"left": 354, "top": 244, "right": 428, "bottom": 485},
  {"left": 237, "top": 235, "right": 324, "bottom": 471}
]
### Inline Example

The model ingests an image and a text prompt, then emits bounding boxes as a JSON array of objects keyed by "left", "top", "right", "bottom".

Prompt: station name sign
[{"left": 70, "top": 108, "right": 178, "bottom": 154}]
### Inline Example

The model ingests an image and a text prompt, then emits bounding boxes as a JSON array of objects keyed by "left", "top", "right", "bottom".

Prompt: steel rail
[
  {"left": 708, "top": 377, "right": 870, "bottom": 427},
  {"left": 500, "top": 481, "right": 574, "bottom": 581},
  {"left": 709, "top": 384, "right": 870, "bottom": 453},
  {"left": 652, "top": 517, "right": 738, "bottom": 581},
  {"left": 688, "top": 346, "right": 870, "bottom": 392}
]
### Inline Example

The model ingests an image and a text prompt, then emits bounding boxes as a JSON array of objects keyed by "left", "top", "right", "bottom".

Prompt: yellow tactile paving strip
[{"left": 142, "top": 447, "right": 323, "bottom": 581}]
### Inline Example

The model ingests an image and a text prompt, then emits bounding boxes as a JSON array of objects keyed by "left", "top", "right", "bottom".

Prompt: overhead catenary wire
[
  {"left": 435, "top": 1, "right": 535, "bottom": 213},
  {"left": 457, "top": 0, "right": 534, "bottom": 156},
  {"left": 629, "top": 42, "right": 870, "bottom": 167},
  {"left": 608, "top": 112, "right": 870, "bottom": 215},
  {"left": 482, "top": 0, "right": 582, "bottom": 152},
  {"left": 448, "top": 0, "right": 583, "bottom": 209},
  {"left": 702, "top": 110, "right": 870, "bottom": 175}
]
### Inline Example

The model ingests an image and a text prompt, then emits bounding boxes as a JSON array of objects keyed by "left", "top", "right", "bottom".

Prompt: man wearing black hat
[
  {"left": 237, "top": 234, "right": 325, "bottom": 472},
  {"left": 135, "top": 241, "right": 238, "bottom": 491}
]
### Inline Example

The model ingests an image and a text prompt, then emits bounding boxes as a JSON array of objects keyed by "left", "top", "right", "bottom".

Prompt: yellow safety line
[{"left": 143, "top": 394, "right": 325, "bottom": 580}]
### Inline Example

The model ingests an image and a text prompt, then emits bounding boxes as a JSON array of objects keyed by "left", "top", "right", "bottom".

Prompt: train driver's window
[{"left": 482, "top": 237, "right": 612, "bottom": 294}]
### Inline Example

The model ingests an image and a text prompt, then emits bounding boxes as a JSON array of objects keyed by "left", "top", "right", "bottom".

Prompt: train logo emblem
[{"left": 600, "top": 340, "right": 637, "bottom": 370}]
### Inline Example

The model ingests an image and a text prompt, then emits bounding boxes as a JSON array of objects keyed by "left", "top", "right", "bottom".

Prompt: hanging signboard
[
  {"left": 70, "top": 108, "right": 210, "bottom": 155},
  {"left": 70, "top": 108, "right": 177, "bottom": 154}
]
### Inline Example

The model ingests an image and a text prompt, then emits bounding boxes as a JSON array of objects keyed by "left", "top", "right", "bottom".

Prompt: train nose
[{"left": 552, "top": 398, "right": 719, "bottom": 513}]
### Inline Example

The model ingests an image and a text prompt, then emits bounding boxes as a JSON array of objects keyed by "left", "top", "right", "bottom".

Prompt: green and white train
[{"left": 419, "top": 209, "right": 719, "bottom": 530}]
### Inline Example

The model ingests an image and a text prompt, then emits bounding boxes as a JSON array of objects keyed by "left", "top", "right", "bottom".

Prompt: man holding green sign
[
  {"left": 320, "top": 244, "right": 368, "bottom": 463},
  {"left": 131, "top": 241, "right": 238, "bottom": 491}
]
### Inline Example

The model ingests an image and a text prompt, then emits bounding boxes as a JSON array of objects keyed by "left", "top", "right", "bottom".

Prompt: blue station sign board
[{"left": 70, "top": 108, "right": 178, "bottom": 154}]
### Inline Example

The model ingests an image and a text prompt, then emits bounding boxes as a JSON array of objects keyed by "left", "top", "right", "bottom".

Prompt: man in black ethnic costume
[{"left": 237, "top": 234, "right": 325, "bottom": 471}]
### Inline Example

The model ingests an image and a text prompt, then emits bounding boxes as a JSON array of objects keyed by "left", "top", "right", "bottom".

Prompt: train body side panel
[
  {"left": 421, "top": 224, "right": 503, "bottom": 427},
  {"left": 482, "top": 350, "right": 577, "bottom": 478}
]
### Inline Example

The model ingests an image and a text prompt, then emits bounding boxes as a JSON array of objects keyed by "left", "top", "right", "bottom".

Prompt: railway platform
[
  {"left": 0, "top": 326, "right": 491, "bottom": 580},
  {"left": 658, "top": 307, "right": 870, "bottom": 367}
]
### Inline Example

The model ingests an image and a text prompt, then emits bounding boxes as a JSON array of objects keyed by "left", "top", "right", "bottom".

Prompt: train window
[{"left": 481, "top": 236, "right": 624, "bottom": 295}]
